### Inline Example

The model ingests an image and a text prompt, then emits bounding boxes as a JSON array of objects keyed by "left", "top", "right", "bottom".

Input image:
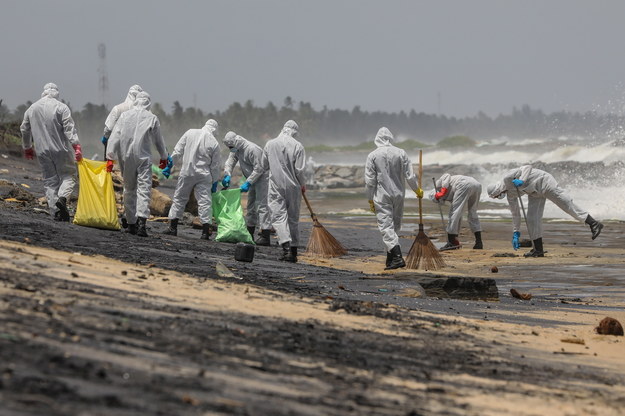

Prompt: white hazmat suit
[
  {"left": 434, "top": 174, "right": 482, "bottom": 235},
  {"left": 102, "top": 84, "right": 143, "bottom": 140},
  {"left": 168, "top": 120, "right": 221, "bottom": 225},
  {"left": 262, "top": 120, "right": 306, "bottom": 255},
  {"left": 364, "top": 127, "right": 419, "bottom": 253},
  {"left": 106, "top": 92, "right": 167, "bottom": 226},
  {"left": 223, "top": 132, "right": 271, "bottom": 231},
  {"left": 20, "top": 83, "right": 80, "bottom": 217},
  {"left": 488, "top": 165, "right": 588, "bottom": 240}
]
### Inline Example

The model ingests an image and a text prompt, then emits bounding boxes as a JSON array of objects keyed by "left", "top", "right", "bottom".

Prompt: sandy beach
[{"left": 1, "top": 153, "right": 624, "bottom": 415}]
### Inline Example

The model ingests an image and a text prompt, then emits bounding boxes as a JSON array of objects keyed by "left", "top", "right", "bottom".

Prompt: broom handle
[
  {"left": 514, "top": 183, "right": 534, "bottom": 248},
  {"left": 418, "top": 150, "right": 423, "bottom": 226},
  {"left": 301, "top": 190, "right": 317, "bottom": 221},
  {"left": 433, "top": 177, "right": 446, "bottom": 228}
]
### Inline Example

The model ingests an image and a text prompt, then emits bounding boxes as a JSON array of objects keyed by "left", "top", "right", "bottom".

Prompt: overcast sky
[{"left": 2, "top": 0, "right": 625, "bottom": 117}]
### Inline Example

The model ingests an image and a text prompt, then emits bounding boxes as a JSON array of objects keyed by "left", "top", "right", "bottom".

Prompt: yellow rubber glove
[
  {"left": 415, "top": 187, "right": 424, "bottom": 199},
  {"left": 368, "top": 200, "right": 376, "bottom": 213}
]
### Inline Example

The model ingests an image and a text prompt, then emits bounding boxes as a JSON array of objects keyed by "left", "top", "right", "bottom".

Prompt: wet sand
[{"left": 1, "top": 154, "right": 625, "bottom": 415}]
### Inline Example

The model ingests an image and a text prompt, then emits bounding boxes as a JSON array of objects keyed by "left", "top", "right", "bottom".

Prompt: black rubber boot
[
  {"left": 121, "top": 217, "right": 128, "bottom": 229},
  {"left": 290, "top": 246, "right": 298, "bottom": 263},
  {"left": 440, "top": 234, "right": 461, "bottom": 251},
  {"left": 126, "top": 223, "right": 137, "bottom": 235},
  {"left": 385, "top": 251, "right": 392, "bottom": 268},
  {"left": 247, "top": 225, "right": 256, "bottom": 237},
  {"left": 524, "top": 238, "right": 544, "bottom": 257},
  {"left": 473, "top": 231, "right": 483, "bottom": 250},
  {"left": 585, "top": 215, "right": 603, "bottom": 240},
  {"left": 200, "top": 223, "right": 211, "bottom": 240},
  {"left": 55, "top": 197, "right": 70, "bottom": 222},
  {"left": 164, "top": 218, "right": 178, "bottom": 236},
  {"left": 385, "top": 245, "right": 406, "bottom": 270},
  {"left": 136, "top": 217, "right": 148, "bottom": 237},
  {"left": 279, "top": 242, "right": 295, "bottom": 262},
  {"left": 255, "top": 229, "right": 271, "bottom": 246}
]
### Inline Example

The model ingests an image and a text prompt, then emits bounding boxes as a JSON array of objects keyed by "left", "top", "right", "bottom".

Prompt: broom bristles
[
  {"left": 405, "top": 229, "right": 445, "bottom": 270},
  {"left": 305, "top": 219, "right": 348, "bottom": 258}
]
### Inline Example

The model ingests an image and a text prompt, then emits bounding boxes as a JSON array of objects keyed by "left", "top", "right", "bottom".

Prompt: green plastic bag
[{"left": 212, "top": 188, "right": 254, "bottom": 244}]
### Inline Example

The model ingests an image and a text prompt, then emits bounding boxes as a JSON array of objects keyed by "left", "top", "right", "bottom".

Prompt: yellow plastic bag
[{"left": 73, "top": 159, "right": 120, "bottom": 230}]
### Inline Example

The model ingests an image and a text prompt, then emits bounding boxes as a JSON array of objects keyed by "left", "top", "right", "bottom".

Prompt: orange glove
[
  {"left": 106, "top": 159, "right": 114, "bottom": 173},
  {"left": 435, "top": 187, "right": 448, "bottom": 200},
  {"left": 72, "top": 144, "right": 83, "bottom": 161},
  {"left": 24, "top": 148, "right": 35, "bottom": 160}
]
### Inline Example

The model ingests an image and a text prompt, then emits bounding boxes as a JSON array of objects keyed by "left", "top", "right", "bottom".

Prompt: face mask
[{"left": 229, "top": 148, "right": 237, "bottom": 153}]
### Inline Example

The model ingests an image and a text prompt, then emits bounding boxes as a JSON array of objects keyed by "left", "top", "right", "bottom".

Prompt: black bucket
[{"left": 234, "top": 242, "right": 255, "bottom": 262}]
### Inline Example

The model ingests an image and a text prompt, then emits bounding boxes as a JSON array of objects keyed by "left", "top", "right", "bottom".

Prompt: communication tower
[{"left": 98, "top": 43, "right": 109, "bottom": 107}]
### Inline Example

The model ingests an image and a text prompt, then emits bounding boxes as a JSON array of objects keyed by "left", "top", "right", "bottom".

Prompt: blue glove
[
  {"left": 512, "top": 231, "right": 521, "bottom": 250},
  {"left": 101, "top": 136, "right": 108, "bottom": 145},
  {"left": 166, "top": 155, "right": 174, "bottom": 169},
  {"left": 222, "top": 175, "right": 231, "bottom": 188},
  {"left": 512, "top": 179, "right": 524, "bottom": 187},
  {"left": 211, "top": 181, "right": 218, "bottom": 193},
  {"left": 162, "top": 166, "right": 171, "bottom": 178},
  {"left": 240, "top": 181, "right": 251, "bottom": 192}
]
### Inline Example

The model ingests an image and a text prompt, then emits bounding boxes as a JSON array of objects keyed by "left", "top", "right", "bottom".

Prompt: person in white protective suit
[
  {"left": 163, "top": 119, "right": 221, "bottom": 240},
  {"left": 221, "top": 131, "right": 271, "bottom": 245},
  {"left": 262, "top": 120, "right": 306, "bottom": 262},
  {"left": 487, "top": 164, "right": 603, "bottom": 257},
  {"left": 100, "top": 84, "right": 143, "bottom": 155},
  {"left": 429, "top": 173, "right": 483, "bottom": 251},
  {"left": 106, "top": 92, "right": 168, "bottom": 237},
  {"left": 365, "top": 127, "right": 423, "bottom": 270},
  {"left": 20, "top": 83, "right": 83, "bottom": 222}
]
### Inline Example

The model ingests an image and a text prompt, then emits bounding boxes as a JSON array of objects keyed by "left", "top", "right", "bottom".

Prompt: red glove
[
  {"left": 24, "top": 148, "right": 35, "bottom": 160},
  {"left": 106, "top": 159, "right": 114, "bottom": 173},
  {"left": 159, "top": 159, "right": 167, "bottom": 169},
  {"left": 72, "top": 144, "right": 83, "bottom": 161},
  {"left": 435, "top": 187, "right": 448, "bottom": 200},
  {"left": 301, "top": 185, "right": 306, "bottom": 194}
]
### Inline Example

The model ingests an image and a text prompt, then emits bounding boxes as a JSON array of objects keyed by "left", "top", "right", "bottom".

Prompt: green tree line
[{"left": 2, "top": 97, "right": 623, "bottom": 152}]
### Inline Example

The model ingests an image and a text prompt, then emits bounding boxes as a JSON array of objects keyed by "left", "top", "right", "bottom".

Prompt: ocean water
[{"left": 311, "top": 135, "right": 625, "bottom": 221}]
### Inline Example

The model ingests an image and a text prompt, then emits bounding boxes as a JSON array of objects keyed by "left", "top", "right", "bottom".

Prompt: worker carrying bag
[
  {"left": 73, "top": 159, "right": 121, "bottom": 230},
  {"left": 212, "top": 188, "right": 254, "bottom": 244}
]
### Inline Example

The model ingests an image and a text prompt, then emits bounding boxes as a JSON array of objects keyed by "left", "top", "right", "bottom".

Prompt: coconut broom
[
  {"left": 302, "top": 191, "right": 348, "bottom": 258},
  {"left": 406, "top": 150, "right": 445, "bottom": 270}
]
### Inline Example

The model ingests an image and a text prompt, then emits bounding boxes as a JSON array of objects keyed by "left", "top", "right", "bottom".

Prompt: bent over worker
[
  {"left": 487, "top": 164, "right": 603, "bottom": 257},
  {"left": 222, "top": 131, "right": 271, "bottom": 245},
  {"left": 164, "top": 119, "right": 221, "bottom": 240},
  {"left": 365, "top": 127, "right": 423, "bottom": 270},
  {"left": 20, "top": 83, "right": 83, "bottom": 222},
  {"left": 262, "top": 120, "right": 306, "bottom": 263},
  {"left": 430, "top": 173, "right": 483, "bottom": 250},
  {"left": 106, "top": 92, "right": 168, "bottom": 237}
]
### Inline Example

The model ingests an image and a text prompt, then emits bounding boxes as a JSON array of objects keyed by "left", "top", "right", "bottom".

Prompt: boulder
[{"left": 150, "top": 188, "right": 172, "bottom": 217}]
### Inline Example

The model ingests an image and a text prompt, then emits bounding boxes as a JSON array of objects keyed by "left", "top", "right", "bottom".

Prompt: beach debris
[
  {"left": 399, "top": 286, "right": 427, "bottom": 298},
  {"left": 595, "top": 317, "right": 624, "bottom": 336},
  {"left": 510, "top": 288, "right": 532, "bottom": 301},
  {"left": 492, "top": 253, "right": 517, "bottom": 257},
  {"left": 519, "top": 238, "right": 532, "bottom": 247},
  {"left": 490, "top": 266, "right": 498, "bottom": 273},
  {"left": 561, "top": 337, "right": 585, "bottom": 345},
  {"left": 216, "top": 261, "right": 241, "bottom": 279}
]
